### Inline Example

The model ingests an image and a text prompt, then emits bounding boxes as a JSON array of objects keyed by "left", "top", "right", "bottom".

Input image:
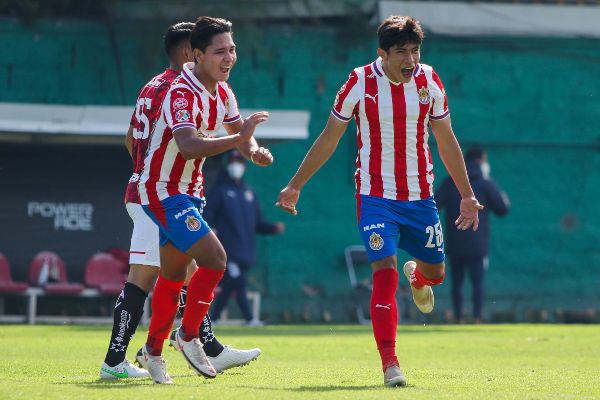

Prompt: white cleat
[
  {"left": 383, "top": 365, "right": 407, "bottom": 387},
  {"left": 99, "top": 359, "right": 150, "bottom": 379},
  {"left": 403, "top": 261, "right": 434, "bottom": 314},
  {"left": 136, "top": 345, "right": 173, "bottom": 384},
  {"left": 209, "top": 346, "right": 262, "bottom": 373},
  {"left": 170, "top": 328, "right": 217, "bottom": 379}
]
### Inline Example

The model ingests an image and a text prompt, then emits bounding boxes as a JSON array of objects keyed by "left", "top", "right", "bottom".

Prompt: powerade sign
[{"left": 27, "top": 201, "right": 94, "bottom": 231}]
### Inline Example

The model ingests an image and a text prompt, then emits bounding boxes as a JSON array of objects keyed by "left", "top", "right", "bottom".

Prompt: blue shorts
[
  {"left": 142, "top": 194, "right": 211, "bottom": 253},
  {"left": 358, "top": 194, "right": 445, "bottom": 264}
]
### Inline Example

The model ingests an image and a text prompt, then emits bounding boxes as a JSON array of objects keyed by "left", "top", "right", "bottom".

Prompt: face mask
[
  {"left": 481, "top": 162, "right": 491, "bottom": 179},
  {"left": 227, "top": 162, "right": 245, "bottom": 180}
]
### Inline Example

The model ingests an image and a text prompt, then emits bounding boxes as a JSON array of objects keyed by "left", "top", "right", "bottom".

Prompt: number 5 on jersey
[{"left": 133, "top": 97, "right": 152, "bottom": 139}]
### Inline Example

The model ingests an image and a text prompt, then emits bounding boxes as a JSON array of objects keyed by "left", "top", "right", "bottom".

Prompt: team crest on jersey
[
  {"left": 173, "top": 97, "right": 188, "bottom": 110},
  {"left": 369, "top": 232, "right": 384, "bottom": 251},
  {"left": 175, "top": 109, "right": 190, "bottom": 122},
  {"left": 418, "top": 87, "right": 430, "bottom": 105},
  {"left": 185, "top": 215, "right": 201, "bottom": 231}
]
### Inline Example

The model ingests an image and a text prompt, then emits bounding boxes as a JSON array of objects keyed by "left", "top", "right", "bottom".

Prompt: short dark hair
[
  {"left": 377, "top": 16, "right": 424, "bottom": 52},
  {"left": 164, "top": 22, "right": 194, "bottom": 56},
  {"left": 190, "top": 16, "right": 233, "bottom": 52},
  {"left": 466, "top": 145, "right": 485, "bottom": 162}
]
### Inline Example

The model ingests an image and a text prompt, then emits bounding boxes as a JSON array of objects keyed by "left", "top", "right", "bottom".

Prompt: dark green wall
[{"left": 1, "top": 18, "right": 598, "bottom": 321}]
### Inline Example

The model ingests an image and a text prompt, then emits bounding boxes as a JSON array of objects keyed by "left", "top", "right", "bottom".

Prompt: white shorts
[{"left": 126, "top": 202, "right": 160, "bottom": 267}]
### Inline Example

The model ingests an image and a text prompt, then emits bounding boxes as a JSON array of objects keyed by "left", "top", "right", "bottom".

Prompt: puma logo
[
  {"left": 375, "top": 304, "right": 391, "bottom": 310},
  {"left": 365, "top": 93, "right": 378, "bottom": 102}
]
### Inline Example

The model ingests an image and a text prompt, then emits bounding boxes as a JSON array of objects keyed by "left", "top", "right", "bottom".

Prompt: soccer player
[
  {"left": 136, "top": 16, "right": 273, "bottom": 384},
  {"left": 276, "top": 16, "right": 483, "bottom": 387},
  {"left": 99, "top": 22, "right": 261, "bottom": 381}
]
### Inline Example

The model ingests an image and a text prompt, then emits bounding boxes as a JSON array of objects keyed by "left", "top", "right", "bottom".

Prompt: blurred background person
[
  {"left": 205, "top": 150, "right": 285, "bottom": 326},
  {"left": 436, "top": 146, "right": 510, "bottom": 323}
]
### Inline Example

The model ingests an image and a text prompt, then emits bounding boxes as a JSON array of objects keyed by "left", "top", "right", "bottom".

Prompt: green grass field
[{"left": 0, "top": 324, "right": 598, "bottom": 399}]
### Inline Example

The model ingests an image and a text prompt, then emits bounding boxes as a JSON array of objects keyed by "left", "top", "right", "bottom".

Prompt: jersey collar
[{"left": 181, "top": 62, "right": 217, "bottom": 99}]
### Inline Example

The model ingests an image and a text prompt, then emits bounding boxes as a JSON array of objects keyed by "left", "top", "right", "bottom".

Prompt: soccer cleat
[
  {"left": 208, "top": 346, "right": 262, "bottom": 373},
  {"left": 170, "top": 327, "right": 217, "bottom": 379},
  {"left": 136, "top": 345, "right": 173, "bottom": 384},
  {"left": 383, "top": 365, "right": 407, "bottom": 387},
  {"left": 99, "top": 359, "right": 150, "bottom": 379},
  {"left": 403, "top": 261, "right": 434, "bottom": 313}
]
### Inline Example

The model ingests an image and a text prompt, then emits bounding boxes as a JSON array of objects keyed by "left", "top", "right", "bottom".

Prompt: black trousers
[
  {"left": 449, "top": 256, "right": 487, "bottom": 320},
  {"left": 210, "top": 261, "right": 253, "bottom": 322}
]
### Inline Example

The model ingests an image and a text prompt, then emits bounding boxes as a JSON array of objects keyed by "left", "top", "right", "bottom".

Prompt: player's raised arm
[
  {"left": 224, "top": 116, "right": 274, "bottom": 167},
  {"left": 174, "top": 111, "right": 268, "bottom": 160},
  {"left": 430, "top": 116, "right": 484, "bottom": 231},
  {"left": 276, "top": 115, "right": 348, "bottom": 215}
]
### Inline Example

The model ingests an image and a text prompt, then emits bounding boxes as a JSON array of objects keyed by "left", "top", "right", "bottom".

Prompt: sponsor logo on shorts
[
  {"left": 363, "top": 223, "right": 385, "bottom": 232},
  {"left": 369, "top": 232, "right": 384, "bottom": 251},
  {"left": 175, "top": 109, "right": 190, "bottom": 122},
  {"left": 185, "top": 215, "right": 201, "bottom": 231},
  {"left": 173, "top": 97, "right": 188, "bottom": 110},
  {"left": 174, "top": 206, "right": 194, "bottom": 220}
]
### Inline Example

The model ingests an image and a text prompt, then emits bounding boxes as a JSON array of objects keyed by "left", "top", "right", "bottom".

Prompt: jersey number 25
[{"left": 132, "top": 97, "right": 152, "bottom": 139}]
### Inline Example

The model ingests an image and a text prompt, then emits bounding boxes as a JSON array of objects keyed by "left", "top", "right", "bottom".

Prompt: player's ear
[
  {"left": 193, "top": 48, "right": 204, "bottom": 63},
  {"left": 377, "top": 47, "right": 387, "bottom": 59}
]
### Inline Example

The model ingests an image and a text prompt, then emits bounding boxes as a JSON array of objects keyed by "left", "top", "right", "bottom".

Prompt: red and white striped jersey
[
  {"left": 125, "top": 68, "right": 179, "bottom": 204},
  {"left": 138, "top": 62, "right": 241, "bottom": 207},
  {"left": 332, "top": 58, "right": 450, "bottom": 201}
]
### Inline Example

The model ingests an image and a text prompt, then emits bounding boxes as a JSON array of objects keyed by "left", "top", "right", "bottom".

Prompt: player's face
[
  {"left": 378, "top": 42, "right": 420, "bottom": 84},
  {"left": 196, "top": 32, "right": 237, "bottom": 84}
]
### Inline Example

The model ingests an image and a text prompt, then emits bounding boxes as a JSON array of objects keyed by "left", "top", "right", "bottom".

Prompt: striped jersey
[
  {"left": 332, "top": 57, "right": 450, "bottom": 201},
  {"left": 125, "top": 68, "right": 179, "bottom": 204},
  {"left": 138, "top": 62, "right": 241, "bottom": 207}
]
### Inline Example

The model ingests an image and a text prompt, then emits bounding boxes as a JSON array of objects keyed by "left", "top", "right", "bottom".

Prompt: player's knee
[{"left": 197, "top": 249, "right": 227, "bottom": 271}]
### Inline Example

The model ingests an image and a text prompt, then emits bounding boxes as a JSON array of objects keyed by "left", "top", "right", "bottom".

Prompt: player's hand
[
  {"left": 276, "top": 186, "right": 300, "bottom": 216},
  {"left": 455, "top": 196, "right": 484, "bottom": 231},
  {"left": 250, "top": 147, "right": 273, "bottom": 167},
  {"left": 239, "top": 112, "right": 269, "bottom": 142}
]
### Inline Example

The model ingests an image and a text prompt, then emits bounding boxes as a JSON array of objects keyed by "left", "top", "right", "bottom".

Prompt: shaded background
[{"left": 0, "top": 0, "right": 598, "bottom": 323}]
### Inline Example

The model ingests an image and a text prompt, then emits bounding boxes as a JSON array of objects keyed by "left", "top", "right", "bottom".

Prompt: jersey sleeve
[
  {"left": 331, "top": 70, "right": 361, "bottom": 122},
  {"left": 164, "top": 87, "right": 198, "bottom": 132},
  {"left": 429, "top": 69, "right": 450, "bottom": 121},
  {"left": 223, "top": 84, "right": 241, "bottom": 124}
]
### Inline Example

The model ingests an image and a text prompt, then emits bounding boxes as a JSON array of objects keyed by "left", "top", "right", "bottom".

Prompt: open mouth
[
  {"left": 220, "top": 66, "right": 231, "bottom": 73},
  {"left": 401, "top": 67, "right": 414, "bottom": 79}
]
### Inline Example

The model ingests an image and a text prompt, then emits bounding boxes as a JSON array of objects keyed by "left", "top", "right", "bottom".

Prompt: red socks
[
  {"left": 146, "top": 273, "right": 184, "bottom": 356},
  {"left": 180, "top": 267, "right": 224, "bottom": 341},
  {"left": 411, "top": 266, "right": 445, "bottom": 289},
  {"left": 370, "top": 268, "right": 399, "bottom": 370}
]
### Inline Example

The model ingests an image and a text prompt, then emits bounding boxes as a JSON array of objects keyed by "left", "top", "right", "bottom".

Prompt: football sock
[
  {"left": 199, "top": 315, "right": 225, "bottom": 357},
  {"left": 146, "top": 273, "right": 184, "bottom": 356},
  {"left": 371, "top": 268, "right": 399, "bottom": 370},
  {"left": 181, "top": 267, "right": 224, "bottom": 342},
  {"left": 104, "top": 282, "right": 147, "bottom": 367},
  {"left": 411, "top": 267, "right": 445, "bottom": 289}
]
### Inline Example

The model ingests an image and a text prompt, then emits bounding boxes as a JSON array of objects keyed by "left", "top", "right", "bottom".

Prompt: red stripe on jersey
[
  {"left": 354, "top": 109, "right": 363, "bottom": 222},
  {"left": 390, "top": 83, "right": 408, "bottom": 200},
  {"left": 431, "top": 70, "right": 448, "bottom": 114},
  {"left": 145, "top": 125, "right": 173, "bottom": 217},
  {"left": 167, "top": 153, "right": 187, "bottom": 197},
  {"left": 187, "top": 159, "right": 202, "bottom": 195},
  {"left": 414, "top": 73, "right": 431, "bottom": 199},
  {"left": 364, "top": 66, "right": 383, "bottom": 197},
  {"left": 334, "top": 71, "right": 359, "bottom": 115},
  {"left": 217, "top": 84, "right": 230, "bottom": 120},
  {"left": 207, "top": 96, "right": 218, "bottom": 131}
]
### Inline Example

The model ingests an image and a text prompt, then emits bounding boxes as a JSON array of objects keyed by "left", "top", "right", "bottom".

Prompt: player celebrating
[
  {"left": 99, "top": 22, "right": 260, "bottom": 381},
  {"left": 136, "top": 16, "right": 272, "bottom": 384},
  {"left": 277, "top": 16, "right": 483, "bottom": 387}
]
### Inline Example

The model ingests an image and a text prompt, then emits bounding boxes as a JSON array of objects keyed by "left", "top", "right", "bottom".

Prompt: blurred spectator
[
  {"left": 435, "top": 146, "right": 509, "bottom": 323},
  {"left": 205, "top": 150, "right": 284, "bottom": 326}
]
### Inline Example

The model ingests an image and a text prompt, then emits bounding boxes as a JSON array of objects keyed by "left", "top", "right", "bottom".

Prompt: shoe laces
[{"left": 188, "top": 338, "right": 211, "bottom": 365}]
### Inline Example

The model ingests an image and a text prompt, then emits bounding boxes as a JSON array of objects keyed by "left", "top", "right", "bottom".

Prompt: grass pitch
[{"left": 0, "top": 324, "right": 598, "bottom": 399}]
